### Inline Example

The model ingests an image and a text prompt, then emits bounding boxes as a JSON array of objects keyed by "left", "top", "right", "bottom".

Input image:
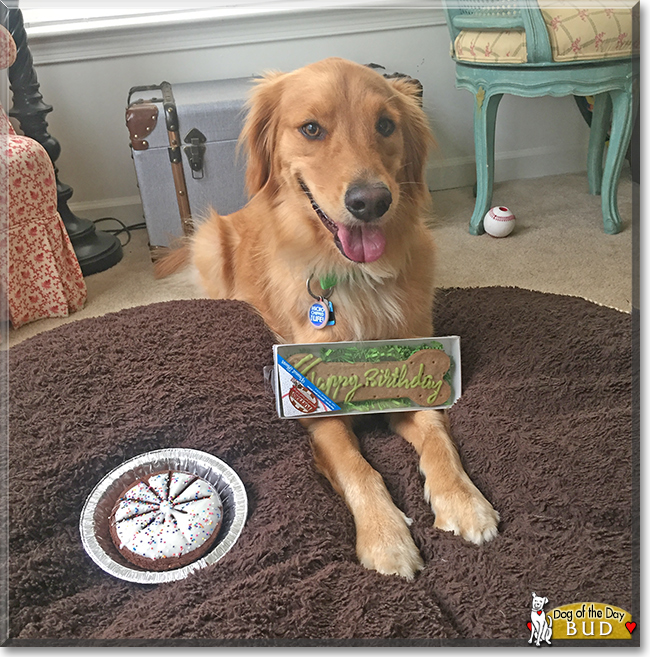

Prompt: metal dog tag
[{"left": 308, "top": 299, "right": 330, "bottom": 329}]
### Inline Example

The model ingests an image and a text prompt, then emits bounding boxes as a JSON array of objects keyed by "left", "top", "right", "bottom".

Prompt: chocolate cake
[{"left": 109, "top": 470, "right": 223, "bottom": 571}]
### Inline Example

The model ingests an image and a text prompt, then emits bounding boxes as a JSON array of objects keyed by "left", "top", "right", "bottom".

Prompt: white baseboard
[
  {"left": 68, "top": 196, "right": 144, "bottom": 225},
  {"left": 427, "top": 145, "right": 587, "bottom": 191}
]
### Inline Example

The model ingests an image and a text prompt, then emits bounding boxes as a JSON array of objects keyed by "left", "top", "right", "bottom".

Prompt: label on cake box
[{"left": 273, "top": 336, "right": 461, "bottom": 419}]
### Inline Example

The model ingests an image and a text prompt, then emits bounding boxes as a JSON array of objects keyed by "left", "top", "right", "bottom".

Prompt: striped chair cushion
[{"left": 454, "top": 2, "right": 634, "bottom": 65}]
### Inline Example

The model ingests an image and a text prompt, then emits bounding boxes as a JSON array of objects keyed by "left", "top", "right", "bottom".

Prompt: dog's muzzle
[
  {"left": 344, "top": 183, "right": 392, "bottom": 222},
  {"left": 299, "top": 179, "right": 387, "bottom": 264}
]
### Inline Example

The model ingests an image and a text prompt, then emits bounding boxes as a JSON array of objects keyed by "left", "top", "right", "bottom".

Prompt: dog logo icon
[{"left": 528, "top": 592, "right": 553, "bottom": 646}]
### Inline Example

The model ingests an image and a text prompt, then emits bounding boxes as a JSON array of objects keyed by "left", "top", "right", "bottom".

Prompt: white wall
[{"left": 16, "top": 6, "right": 590, "bottom": 221}]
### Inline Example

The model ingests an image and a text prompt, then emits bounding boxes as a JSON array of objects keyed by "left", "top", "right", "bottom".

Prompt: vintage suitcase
[{"left": 126, "top": 77, "right": 254, "bottom": 258}]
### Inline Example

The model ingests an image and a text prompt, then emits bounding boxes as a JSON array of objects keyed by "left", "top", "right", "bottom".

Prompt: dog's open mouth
[{"left": 299, "top": 180, "right": 386, "bottom": 264}]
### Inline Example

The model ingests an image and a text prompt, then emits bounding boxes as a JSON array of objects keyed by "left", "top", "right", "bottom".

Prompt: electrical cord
[{"left": 92, "top": 217, "right": 147, "bottom": 247}]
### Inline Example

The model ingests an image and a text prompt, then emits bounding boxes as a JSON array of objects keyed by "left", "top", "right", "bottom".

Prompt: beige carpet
[{"left": 7, "top": 169, "right": 634, "bottom": 348}]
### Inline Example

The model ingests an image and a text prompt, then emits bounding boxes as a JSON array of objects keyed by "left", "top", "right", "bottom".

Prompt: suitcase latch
[{"left": 183, "top": 128, "right": 207, "bottom": 179}]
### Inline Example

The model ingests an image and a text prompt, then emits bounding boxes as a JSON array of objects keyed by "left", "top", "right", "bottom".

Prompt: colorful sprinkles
[{"left": 112, "top": 471, "right": 222, "bottom": 561}]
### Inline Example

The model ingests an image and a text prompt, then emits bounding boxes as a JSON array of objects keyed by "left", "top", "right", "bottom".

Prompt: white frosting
[{"left": 113, "top": 471, "right": 222, "bottom": 562}]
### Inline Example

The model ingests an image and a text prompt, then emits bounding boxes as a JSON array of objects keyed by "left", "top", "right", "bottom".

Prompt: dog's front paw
[
  {"left": 356, "top": 513, "right": 424, "bottom": 580},
  {"left": 427, "top": 480, "right": 499, "bottom": 545}
]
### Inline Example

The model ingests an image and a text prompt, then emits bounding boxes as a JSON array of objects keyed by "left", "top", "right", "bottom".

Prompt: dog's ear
[
  {"left": 544, "top": 597, "right": 548, "bottom": 605},
  {"left": 532, "top": 592, "right": 537, "bottom": 598},
  {"left": 388, "top": 75, "right": 423, "bottom": 104},
  {"left": 240, "top": 71, "right": 285, "bottom": 197},
  {"left": 386, "top": 76, "right": 434, "bottom": 204}
]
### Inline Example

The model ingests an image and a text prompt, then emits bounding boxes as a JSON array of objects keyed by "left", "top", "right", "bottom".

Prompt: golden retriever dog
[{"left": 157, "top": 57, "right": 499, "bottom": 578}]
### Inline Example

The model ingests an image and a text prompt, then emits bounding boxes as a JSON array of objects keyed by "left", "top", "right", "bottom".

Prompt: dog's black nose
[{"left": 345, "top": 183, "right": 392, "bottom": 222}]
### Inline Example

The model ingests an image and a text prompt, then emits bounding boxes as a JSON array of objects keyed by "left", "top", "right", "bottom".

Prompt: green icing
[
  {"left": 318, "top": 341, "right": 445, "bottom": 364},
  {"left": 313, "top": 342, "right": 453, "bottom": 412},
  {"left": 340, "top": 398, "right": 413, "bottom": 412}
]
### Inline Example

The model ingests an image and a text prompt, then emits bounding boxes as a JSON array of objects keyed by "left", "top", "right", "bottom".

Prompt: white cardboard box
[{"left": 272, "top": 336, "right": 461, "bottom": 419}]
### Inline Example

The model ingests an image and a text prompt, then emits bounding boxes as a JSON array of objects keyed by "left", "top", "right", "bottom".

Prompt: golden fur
[{"left": 157, "top": 58, "right": 498, "bottom": 578}]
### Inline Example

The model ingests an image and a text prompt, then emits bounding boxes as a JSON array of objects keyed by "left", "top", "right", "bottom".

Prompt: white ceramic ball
[{"left": 483, "top": 206, "right": 516, "bottom": 238}]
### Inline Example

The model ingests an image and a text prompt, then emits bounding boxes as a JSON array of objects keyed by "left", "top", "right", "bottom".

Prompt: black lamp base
[
  {"left": 58, "top": 184, "right": 123, "bottom": 276},
  {"left": 65, "top": 216, "right": 123, "bottom": 277}
]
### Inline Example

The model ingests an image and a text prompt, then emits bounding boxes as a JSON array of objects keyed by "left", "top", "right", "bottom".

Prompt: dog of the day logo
[
  {"left": 528, "top": 593, "right": 553, "bottom": 646},
  {"left": 527, "top": 594, "right": 635, "bottom": 644}
]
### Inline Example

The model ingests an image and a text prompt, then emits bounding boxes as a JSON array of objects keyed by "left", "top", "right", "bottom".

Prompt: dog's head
[
  {"left": 240, "top": 57, "right": 433, "bottom": 265},
  {"left": 531, "top": 593, "right": 548, "bottom": 611}
]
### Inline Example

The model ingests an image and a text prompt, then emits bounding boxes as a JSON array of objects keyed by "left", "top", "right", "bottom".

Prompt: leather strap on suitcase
[{"left": 127, "top": 82, "right": 194, "bottom": 239}]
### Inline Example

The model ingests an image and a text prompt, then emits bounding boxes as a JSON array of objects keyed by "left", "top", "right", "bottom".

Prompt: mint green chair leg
[
  {"left": 587, "top": 93, "right": 612, "bottom": 196},
  {"left": 470, "top": 91, "right": 503, "bottom": 235},
  {"left": 455, "top": 58, "right": 634, "bottom": 235},
  {"left": 601, "top": 89, "right": 634, "bottom": 234}
]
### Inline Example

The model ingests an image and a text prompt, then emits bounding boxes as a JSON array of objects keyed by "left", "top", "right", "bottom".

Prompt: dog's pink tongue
[{"left": 336, "top": 224, "right": 386, "bottom": 263}]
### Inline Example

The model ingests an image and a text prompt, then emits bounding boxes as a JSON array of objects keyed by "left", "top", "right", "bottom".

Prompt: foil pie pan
[{"left": 80, "top": 448, "right": 248, "bottom": 584}]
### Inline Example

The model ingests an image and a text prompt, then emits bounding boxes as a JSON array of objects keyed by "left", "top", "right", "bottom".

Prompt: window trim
[{"left": 21, "top": 4, "right": 445, "bottom": 66}]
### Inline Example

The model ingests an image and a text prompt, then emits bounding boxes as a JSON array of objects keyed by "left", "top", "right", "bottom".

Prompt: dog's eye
[
  {"left": 301, "top": 122, "right": 324, "bottom": 140},
  {"left": 376, "top": 117, "right": 396, "bottom": 137}
]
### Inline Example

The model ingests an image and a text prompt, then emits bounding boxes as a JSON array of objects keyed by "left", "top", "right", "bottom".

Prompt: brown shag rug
[{"left": 6, "top": 287, "right": 637, "bottom": 646}]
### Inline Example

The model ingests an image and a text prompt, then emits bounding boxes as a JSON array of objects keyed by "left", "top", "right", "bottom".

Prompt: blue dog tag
[
  {"left": 326, "top": 300, "right": 336, "bottom": 326},
  {"left": 308, "top": 300, "right": 329, "bottom": 329}
]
